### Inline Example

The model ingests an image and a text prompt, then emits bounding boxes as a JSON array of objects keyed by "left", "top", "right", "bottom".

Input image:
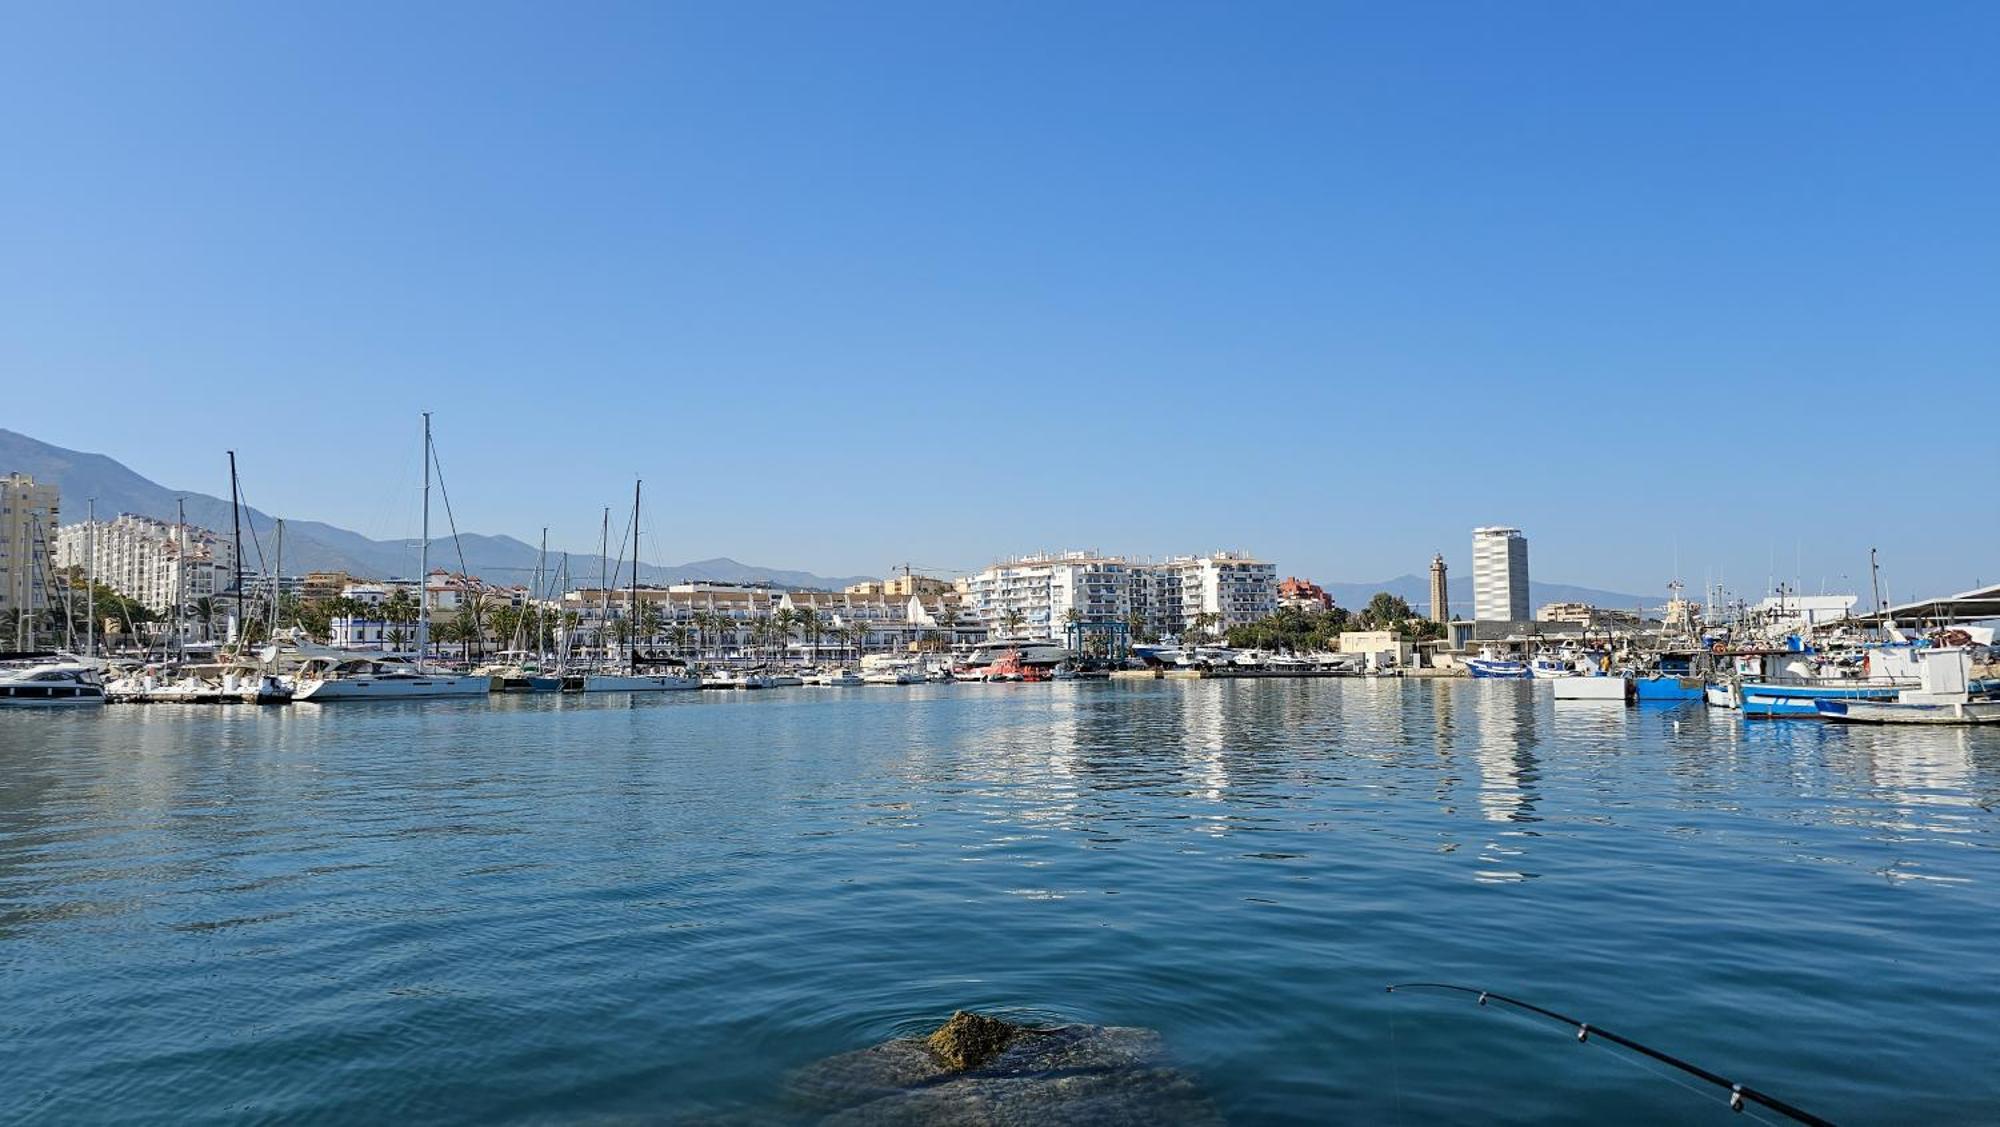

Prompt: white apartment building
[
  {"left": 1154, "top": 552, "right": 1278, "bottom": 636},
  {"left": 960, "top": 550, "right": 1277, "bottom": 641},
  {"left": 1471, "top": 526, "right": 1530, "bottom": 622},
  {"left": 55, "top": 512, "right": 236, "bottom": 615},
  {"left": 2, "top": 473, "right": 60, "bottom": 642}
]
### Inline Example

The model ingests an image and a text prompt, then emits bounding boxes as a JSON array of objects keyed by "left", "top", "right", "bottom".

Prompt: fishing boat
[
  {"left": 1465, "top": 648, "right": 1530, "bottom": 679},
  {"left": 1529, "top": 653, "right": 1576, "bottom": 679},
  {"left": 1817, "top": 697, "right": 2000, "bottom": 725},
  {"left": 291, "top": 414, "right": 488, "bottom": 701},
  {"left": 1705, "top": 647, "right": 1907, "bottom": 717},
  {"left": 0, "top": 658, "right": 106, "bottom": 707},
  {"left": 1816, "top": 648, "right": 2000, "bottom": 725}
]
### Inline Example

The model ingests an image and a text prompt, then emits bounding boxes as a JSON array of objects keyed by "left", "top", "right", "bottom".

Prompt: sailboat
[
  {"left": 581, "top": 479, "right": 701, "bottom": 692},
  {"left": 292, "top": 414, "right": 490, "bottom": 701}
]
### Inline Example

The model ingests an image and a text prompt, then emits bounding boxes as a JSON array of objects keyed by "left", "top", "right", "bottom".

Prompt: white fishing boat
[
  {"left": 1817, "top": 697, "right": 2000, "bottom": 725},
  {"left": 1529, "top": 653, "right": 1576, "bottom": 679},
  {"left": 1816, "top": 648, "right": 2000, "bottom": 725},
  {"left": 291, "top": 414, "right": 489, "bottom": 702},
  {"left": 815, "top": 668, "right": 864, "bottom": 686},
  {"left": 0, "top": 659, "right": 106, "bottom": 707}
]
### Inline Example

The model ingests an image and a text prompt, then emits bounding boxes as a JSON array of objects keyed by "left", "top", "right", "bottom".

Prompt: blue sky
[{"left": 4, "top": 2, "right": 1995, "bottom": 600}]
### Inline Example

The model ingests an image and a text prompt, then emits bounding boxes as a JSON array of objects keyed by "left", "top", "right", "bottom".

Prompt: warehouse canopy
[{"left": 1843, "top": 583, "right": 2000, "bottom": 626}]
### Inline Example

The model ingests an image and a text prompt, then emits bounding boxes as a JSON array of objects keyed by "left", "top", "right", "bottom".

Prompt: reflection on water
[{"left": 5, "top": 681, "right": 2000, "bottom": 1125}]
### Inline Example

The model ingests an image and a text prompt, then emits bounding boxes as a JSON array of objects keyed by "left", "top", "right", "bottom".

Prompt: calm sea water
[{"left": 5, "top": 680, "right": 1998, "bottom": 1124}]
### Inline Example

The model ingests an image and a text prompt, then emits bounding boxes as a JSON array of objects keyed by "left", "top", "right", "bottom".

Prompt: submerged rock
[
  {"left": 926, "top": 1010, "right": 1023, "bottom": 1072},
  {"left": 789, "top": 1012, "right": 1223, "bottom": 1125}
]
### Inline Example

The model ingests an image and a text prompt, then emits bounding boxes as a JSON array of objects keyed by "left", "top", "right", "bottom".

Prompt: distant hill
[
  {"left": 0, "top": 429, "right": 878, "bottom": 591},
  {"left": 1318, "top": 574, "right": 1660, "bottom": 617}
]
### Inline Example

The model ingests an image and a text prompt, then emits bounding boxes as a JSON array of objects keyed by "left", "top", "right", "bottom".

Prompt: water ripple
[{"left": 4, "top": 681, "right": 2000, "bottom": 1123}]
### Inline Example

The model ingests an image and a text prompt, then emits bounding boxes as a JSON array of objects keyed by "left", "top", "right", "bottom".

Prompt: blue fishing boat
[{"left": 1465, "top": 649, "right": 1530, "bottom": 679}]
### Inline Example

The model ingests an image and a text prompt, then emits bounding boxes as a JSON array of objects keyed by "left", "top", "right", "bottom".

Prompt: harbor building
[
  {"left": 1429, "top": 554, "right": 1449, "bottom": 623},
  {"left": 1536, "top": 601, "right": 1639, "bottom": 629},
  {"left": 1471, "top": 526, "right": 1529, "bottom": 622},
  {"left": 55, "top": 512, "right": 235, "bottom": 616},
  {"left": 2, "top": 473, "right": 60, "bottom": 644}
]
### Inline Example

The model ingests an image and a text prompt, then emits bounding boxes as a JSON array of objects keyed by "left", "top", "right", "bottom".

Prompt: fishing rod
[{"left": 1385, "top": 983, "right": 1835, "bottom": 1126}]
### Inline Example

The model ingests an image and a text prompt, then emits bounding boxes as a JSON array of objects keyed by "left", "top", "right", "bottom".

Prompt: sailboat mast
[
  {"left": 536, "top": 526, "right": 548, "bottom": 661},
  {"left": 599, "top": 507, "right": 609, "bottom": 668},
  {"left": 416, "top": 412, "right": 431, "bottom": 672},
  {"left": 175, "top": 497, "right": 187, "bottom": 662},
  {"left": 228, "top": 451, "right": 244, "bottom": 649},
  {"left": 85, "top": 498, "right": 95, "bottom": 659},
  {"left": 629, "top": 480, "right": 641, "bottom": 670},
  {"left": 270, "top": 519, "right": 285, "bottom": 639}
]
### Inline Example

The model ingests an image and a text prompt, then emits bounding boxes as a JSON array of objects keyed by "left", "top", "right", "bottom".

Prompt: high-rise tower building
[
  {"left": 1471, "top": 526, "right": 1529, "bottom": 622},
  {"left": 1429, "top": 553, "right": 1450, "bottom": 623},
  {"left": 1, "top": 473, "right": 61, "bottom": 647}
]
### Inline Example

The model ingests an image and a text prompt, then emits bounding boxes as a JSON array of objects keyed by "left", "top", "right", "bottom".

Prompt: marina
[{"left": 6, "top": 678, "right": 2000, "bottom": 1123}]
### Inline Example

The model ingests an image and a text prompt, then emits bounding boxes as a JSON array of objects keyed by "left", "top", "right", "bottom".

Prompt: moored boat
[
  {"left": 1465, "top": 649, "right": 1530, "bottom": 679},
  {"left": 1816, "top": 697, "right": 2000, "bottom": 725},
  {"left": 290, "top": 656, "right": 490, "bottom": 701},
  {"left": 0, "top": 659, "right": 106, "bottom": 707}
]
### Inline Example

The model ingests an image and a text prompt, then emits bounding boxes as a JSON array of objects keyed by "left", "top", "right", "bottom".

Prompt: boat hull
[
  {"left": 580, "top": 674, "right": 702, "bottom": 692},
  {"left": 292, "top": 674, "right": 491, "bottom": 700},
  {"left": 1717, "top": 680, "right": 1906, "bottom": 718},
  {"left": 1634, "top": 675, "right": 1705, "bottom": 702},
  {"left": 1816, "top": 698, "right": 2000, "bottom": 725},
  {"left": 1553, "top": 676, "right": 1631, "bottom": 701},
  {"left": 1466, "top": 660, "right": 1530, "bottom": 680}
]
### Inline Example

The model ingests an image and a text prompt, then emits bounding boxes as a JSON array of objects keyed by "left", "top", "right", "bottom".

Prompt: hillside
[{"left": 0, "top": 429, "right": 877, "bottom": 590}]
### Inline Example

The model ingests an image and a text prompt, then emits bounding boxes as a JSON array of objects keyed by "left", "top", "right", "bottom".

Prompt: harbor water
[{"left": 5, "top": 680, "right": 1999, "bottom": 1123}]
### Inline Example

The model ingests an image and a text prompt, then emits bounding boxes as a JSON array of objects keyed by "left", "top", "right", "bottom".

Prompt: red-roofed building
[{"left": 1278, "top": 576, "right": 1333, "bottom": 611}]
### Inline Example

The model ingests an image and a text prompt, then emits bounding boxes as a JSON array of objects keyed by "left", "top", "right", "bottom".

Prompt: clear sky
[{"left": 4, "top": 2, "right": 1995, "bottom": 600}]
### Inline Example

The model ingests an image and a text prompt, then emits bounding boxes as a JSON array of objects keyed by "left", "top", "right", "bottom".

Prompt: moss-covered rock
[
  {"left": 787, "top": 1013, "right": 1223, "bottom": 1125},
  {"left": 925, "top": 1011, "right": 1025, "bottom": 1072}
]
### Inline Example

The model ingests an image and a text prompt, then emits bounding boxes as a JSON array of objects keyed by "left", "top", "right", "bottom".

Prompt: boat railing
[{"left": 1740, "top": 673, "right": 1913, "bottom": 688}]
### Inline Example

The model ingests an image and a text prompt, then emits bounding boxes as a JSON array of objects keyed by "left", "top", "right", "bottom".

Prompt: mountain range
[
  {"left": 0, "top": 429, "right": 878, "bottom": 591},
  {"left": 3, "top": 428, "right": 1654, "bottom": 608}
]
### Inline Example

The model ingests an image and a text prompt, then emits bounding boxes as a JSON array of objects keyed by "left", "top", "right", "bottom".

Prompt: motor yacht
[{"left": 0, "top": 658, "right": 106, "bottom": 707}]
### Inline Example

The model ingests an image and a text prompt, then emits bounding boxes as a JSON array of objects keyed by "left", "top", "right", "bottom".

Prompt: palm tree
[
  {"left": 797, "top": 607, "right": 824, "bottom": 663},
  {"left": 637, "top": 603, "right": 663, "bottom": 649},
  {"left": 999, "top": 608, "right": 1026, "bottom": 638},
  {"left": 1123, "top": 611, "right": 1149, "bottom": 647},
  {"left": 666, "top": 625, "right": 690, "bottom": 656},
  {"left": 772, "top": 607, "right": 797, "bottom": 664},
  {"left": 844, "top": 622, "right": 869, "bottom": 661},
  {"left": 935, "top": 603, "right": 960, "bottom": 642},
  {"left": 193, "top": 596, "right": 217, "bottom": 642}
]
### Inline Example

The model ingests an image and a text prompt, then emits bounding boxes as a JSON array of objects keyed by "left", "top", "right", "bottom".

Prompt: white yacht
[
  {"left": 290, "top": 656, "right": 489, "bottom": 701},
  {"left": 0, "top": 659, "right": 107, "bottom": 707},
  {"left": 287, "top": 413, "right": 491, "bottom": 703},
  {"left": 960, "top": 639, "right": 1070, "bottom": 670}
]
